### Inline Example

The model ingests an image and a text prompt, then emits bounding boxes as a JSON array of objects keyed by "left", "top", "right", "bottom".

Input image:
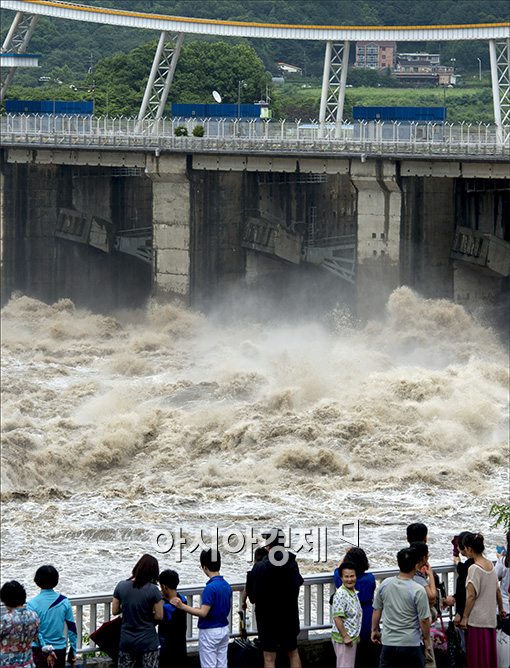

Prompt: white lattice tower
[
  {"left": 137, "top": 31, "right": 184, "bottom": 125},
  {"left": 0, "top": 11, "right": 39, "bottom": 102},
  {"left": 318, "top": 41, "right": 350, "bottom": 138},
  {"left": 489, "top": 38, "right": 510, "bottom": 144}
]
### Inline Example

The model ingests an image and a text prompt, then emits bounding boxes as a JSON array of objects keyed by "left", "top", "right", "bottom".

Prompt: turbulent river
[{"left": 1, "top": 287, "right": 508, "bottom": 597}]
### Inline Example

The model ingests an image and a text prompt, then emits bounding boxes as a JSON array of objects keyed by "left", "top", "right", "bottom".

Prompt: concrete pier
[
  {"left": 147, "top": 154, "right": 191, "bottom": 301},
  {"left": 351, "top": 161, "right": 401, "bottom": 320}
]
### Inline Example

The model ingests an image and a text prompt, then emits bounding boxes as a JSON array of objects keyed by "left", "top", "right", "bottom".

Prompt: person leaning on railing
[
  {"left": 442, "top": 531, "right": 475, "bottom": 633},
  {"left": 28, "top": 566, "right": 77, "bottom": 668},
  {"left": 111, "top": 554, "right": 164, "bottom": 668},
  {"left": 371, "top": 546, "right": 432, "bottom": 668}
]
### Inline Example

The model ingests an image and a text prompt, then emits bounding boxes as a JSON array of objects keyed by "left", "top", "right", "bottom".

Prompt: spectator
[
  {"left": 112, "top": 554, "right": 163, "bottom": 668},
  {"left": 406, "top": 523, "right": 428, "bottom": 544},
  {"left": 460, "top": 533, "right": 506, "bottom": 668},
  {"left": 158, "top": 569, "right": 187, "bottom": 668},
  {"left": 171, "top": 549, "right": 232, "bottom": 668},
  {"left": 410, "top": 542, "right": 437, "bottom": 668},
  {"left": 331, "top": 561, "right": 362, "bottom": 668},
  {"left": 242, "top": 546, "right": 266, "bottom": 610},
  {"left": 410, "top": 543, "right": 437, "bottom": 612},
  {"left": 442, "top": 530, "right": 475, "bottom": 650},
  {"left": 1, "top": 580, "right": 39, "bottom": 668},
  {"left": 372, "top": 546, "right": 431, "bottom": 668},
  {"left": 247, "top": 528, "right": 303, "bottom": 668},
  {"left": 407, "top": 523, "right": 441, "bottom": 622},
  {"left": 333, "top": 547, "right": 377, "bottom": 668},
  {"left": 495, "top": 532, "right": 510, "bottom": 668},
  {"left": 28, "top": 566, "right": 77, "bottom": 668},
  {"left": 495, "top": 531, "right": 510, "bottom": 615}
]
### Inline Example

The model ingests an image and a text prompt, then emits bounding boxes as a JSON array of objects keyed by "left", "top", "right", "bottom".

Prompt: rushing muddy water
[{"left": 1, "top": 288, "right": 508, "bottom": 597}]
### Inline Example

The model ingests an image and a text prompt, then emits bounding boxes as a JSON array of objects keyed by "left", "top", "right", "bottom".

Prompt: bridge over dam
[{"left": 1, "top": 122, "right": 509, "bottom": 318}]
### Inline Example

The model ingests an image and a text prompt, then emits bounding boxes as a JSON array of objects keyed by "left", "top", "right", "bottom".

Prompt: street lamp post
[
  {"left": 477, "top": 57, "right": 482, "bottom": 81},
  {"left": 237, "top": 79, "right": 245, "bottom": 119}
]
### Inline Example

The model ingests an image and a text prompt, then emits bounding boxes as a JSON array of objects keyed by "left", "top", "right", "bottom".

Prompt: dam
[{"left": 1, "top": 117, "right": 509, "bottom": 320}]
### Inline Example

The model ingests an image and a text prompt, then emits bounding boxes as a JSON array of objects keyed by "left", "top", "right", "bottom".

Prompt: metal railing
[
  {"left": 1, "top": 114, "right": 508, "bottom": 158},
  {"left": 71, "top": 563, "right": 457, "bottom": 658}
]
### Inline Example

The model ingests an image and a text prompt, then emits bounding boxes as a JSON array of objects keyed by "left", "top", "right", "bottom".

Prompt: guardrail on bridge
[
  {"left": 1, "top": 114, "right": 508, "bottom": 158},
  {"left": 71, "top": 563, "right": 458, "bottom": 658}
]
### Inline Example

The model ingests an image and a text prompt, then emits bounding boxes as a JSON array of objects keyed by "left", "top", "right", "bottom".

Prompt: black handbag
[
  {"left": 445, "top": 616, "right": 465, "bottom": 668},
  {"left": 498, "top": 613, "right": 510, "bottom": 636},
  {"left": 227, "top": 638, "right": 263, "bottom": 668}
]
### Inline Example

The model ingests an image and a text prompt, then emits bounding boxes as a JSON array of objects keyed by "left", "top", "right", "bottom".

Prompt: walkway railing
[
  {"left": 1, "top": 114, "right": 508, "bottom": 158},
  {"left": 71, "top": 563, "right": 457, "bottom": 657}
]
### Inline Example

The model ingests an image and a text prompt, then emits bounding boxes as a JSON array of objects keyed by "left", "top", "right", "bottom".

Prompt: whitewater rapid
[{"left": 1, "top": 288, "right": 508, "bottom": 597}]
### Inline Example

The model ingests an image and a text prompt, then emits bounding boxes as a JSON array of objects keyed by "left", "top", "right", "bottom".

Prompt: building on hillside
[
  {"left": 397, "top": 53, "right": 440, "bottom": 68},
  {"left": 276, "top": 61, "right": 303, "bottom": 75},
  {"left": 354, "top": 42, "right": 396, "bottom": 70},
  {"left": 394, "top": 53, "right": 455, "bottom": 85}
]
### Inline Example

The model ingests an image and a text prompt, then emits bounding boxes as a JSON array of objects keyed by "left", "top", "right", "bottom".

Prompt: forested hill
[{"left": 1, "top": 0, "right": 509, "bottom": 81}]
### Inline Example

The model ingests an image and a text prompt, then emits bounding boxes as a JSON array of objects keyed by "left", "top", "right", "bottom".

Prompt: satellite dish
[{"left": 212, "top": 90, "right": 222, "bottom": 103}]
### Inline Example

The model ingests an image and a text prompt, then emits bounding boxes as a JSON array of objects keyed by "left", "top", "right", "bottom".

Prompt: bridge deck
[{"left": 1, "top": 115, "right": 508, "bottom": 161}]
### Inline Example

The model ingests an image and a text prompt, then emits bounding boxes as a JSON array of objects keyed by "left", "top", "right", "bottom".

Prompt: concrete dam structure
[{"left": 1, "top": 146, "right": 509, "bottom": 318}]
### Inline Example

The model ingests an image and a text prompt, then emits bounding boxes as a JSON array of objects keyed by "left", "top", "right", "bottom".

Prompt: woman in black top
[{"left": 443, "top": 532, "right": 475, "bottom": 622}]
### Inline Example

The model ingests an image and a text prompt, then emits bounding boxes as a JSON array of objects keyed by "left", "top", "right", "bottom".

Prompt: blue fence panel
[
  {"left": 5, "top": 100, "right": 94, "bottom": 115},
  {"left": 172, "top": 103, "right": 261, "bottom": 118},
  {"left": 353, "top": 106, "right": 447, "bottom": 122}
]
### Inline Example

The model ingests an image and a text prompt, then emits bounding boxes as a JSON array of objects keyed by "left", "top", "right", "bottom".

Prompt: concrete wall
[
  {"left": 188, "top": 169, "right": 357, "bottom": 313},
  {"left": 400, "top": 176, "right": 456, "bottom": 299},
  {"left": 0, "top": 154, "right": 152, "bottom": 309},
  {"left": 452, "top": 178, "right": 509, "bottom": 306},
  {"left": 2, "top": 147, "right": 508, "bottom": 320},
  {"left": 189, "top": 170, "right": 246, "bottom": 307},
  {"left": 1, "top": 161, "right": 71, "bottom": 304}
]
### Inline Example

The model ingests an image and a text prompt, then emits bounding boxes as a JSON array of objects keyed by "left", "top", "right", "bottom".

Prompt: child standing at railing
[
  {"left": 158, "top": 569, "right": 188, "bottom": 668},
  {"left": 331, "top": 561, "right": 362, "bottom": 668}
]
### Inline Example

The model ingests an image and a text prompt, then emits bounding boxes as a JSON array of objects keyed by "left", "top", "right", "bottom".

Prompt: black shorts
[{"left": 257, "top": 624, "right": 298, "bottom": 653}]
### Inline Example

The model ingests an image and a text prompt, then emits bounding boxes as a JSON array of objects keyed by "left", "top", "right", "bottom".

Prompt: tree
[
  {"left": 490, "top": 503, "right": 510, "bottom": 533},
  {"left": 173, "top": 41, "right": 269, "bottom": 103},
  {"left": 90, "top": 39, "right": 269, "bottom": 116}
]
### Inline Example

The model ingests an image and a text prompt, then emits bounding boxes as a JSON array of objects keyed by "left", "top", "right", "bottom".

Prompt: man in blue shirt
[
  {"left": 28, "top": 565, "right": 77, "bottom": 668},
  {"left": 171, "top": 549, "right": 232, "bottom": 668}
]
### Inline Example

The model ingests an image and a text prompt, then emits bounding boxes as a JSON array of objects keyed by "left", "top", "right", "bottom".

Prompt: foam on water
[{"left": 1, "top": 288, "right": 508, "bottom": 595}]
